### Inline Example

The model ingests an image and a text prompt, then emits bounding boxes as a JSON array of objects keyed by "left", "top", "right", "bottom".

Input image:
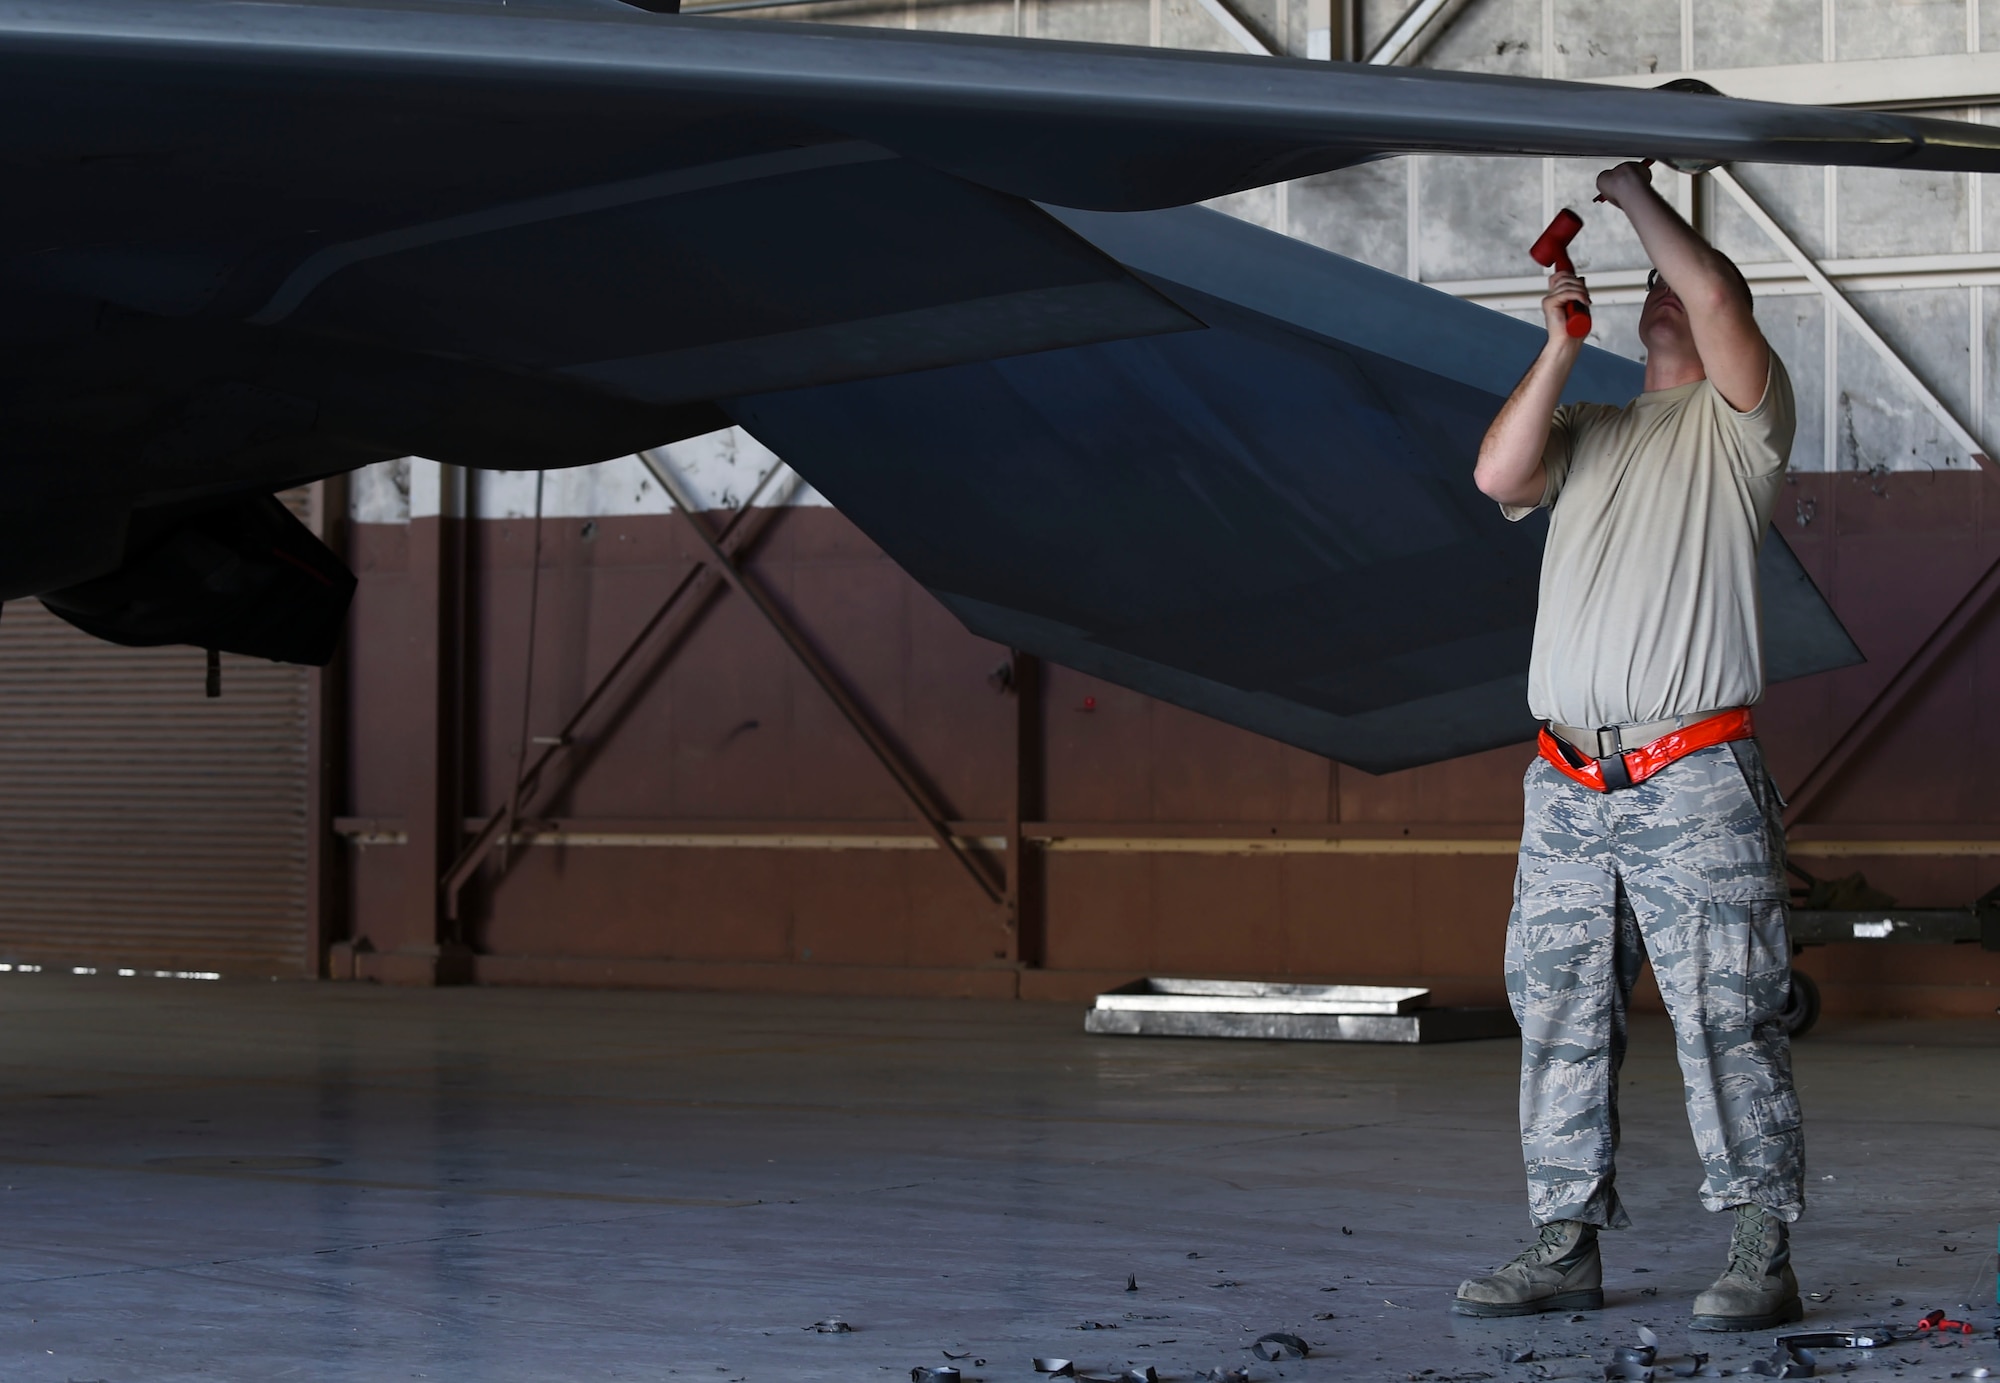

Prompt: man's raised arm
[
  {"left": 1597, "top": 161, "right": 1770, "bottom": 411},
  {"left": 1475, "top": 269, "right": 1589, "bottom": 508}
]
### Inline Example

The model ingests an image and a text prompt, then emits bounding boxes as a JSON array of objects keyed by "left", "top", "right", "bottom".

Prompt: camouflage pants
[{"left": 1506, "top": 738, "right": 1804, "bottom": 1230}]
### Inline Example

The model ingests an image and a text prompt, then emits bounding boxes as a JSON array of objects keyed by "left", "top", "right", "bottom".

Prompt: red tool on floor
[
  {"left": 1916, "top": 1310, "right": 1974, "bottom": 1334},
  {"left": 1528, "top": 209, "right": 1591, "bottom": 339}
]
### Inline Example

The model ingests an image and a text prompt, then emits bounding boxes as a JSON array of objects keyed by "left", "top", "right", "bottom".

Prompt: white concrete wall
[
  {"left": 1309, "top": 0, "right": 1995, "bottom": 472},
  {"left": 355, "top": 0, "right": 1998, "bottom": 524},
  {"left": 891, "top": 0, "right": 2000, "bottom": 474},
  {"left": 350, "top": 428, "right": 828, "bottom": 524}
]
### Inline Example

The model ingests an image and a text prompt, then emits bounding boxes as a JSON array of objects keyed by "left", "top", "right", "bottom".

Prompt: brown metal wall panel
[
  {"left": 1148, "top": 697, "right": 1329, "bottom": 823},
  {"left": 460, "top": 512, "right": 1012, "bottom": 826},
  {"left": 1042, "top": 669, "right": 1160, "bottom": 821},
  {"left": 1337, "top": 743, "right": 1528, "bottom": 823},
  {"left": 1150, "top": 854, "right": 1286, "bottom": 976},
  {"left": 799, "top": 852, "right": 922, "bottom": 969},
  {"left": 1411, "top": 855, "right": 1517, "bottom": 979},
  {"left": 1761, "top": 472, "right": 2000, "bottom": 846},
  {"left": 339, "top": 491, "right": 2000, "bottom": 1018},
  {"left": 345, "top": 524, "right": 421, "bottom": 823},
  {"left": 478, "top": 846, "right": 797, "bottom": 964},
  {"left": 1814, "top": 473, "right": 1990, "bottom": 824},
  {"left": 470, "top": 952, "right": 1022, "bottom": 998},
  {"left": 1040, "top": 851, "right": 1155, "bottom": 973},
  {"left": 1974, "top": 539, "right": 2000, "bottom": 826},
  {"left": 772, "top": 543, "right": 954, "bottom": 821},
  {"left": 465, "top": 840, "right": 1009, "bottom": 969},
  {"left": 904, "top": 583, "right": 1015, "bottom": 822},
  {"left": 903, "top": 847, "right": 1011, "bottom": 968},
  {"left": 1278, "top": 856, "right": 1422, "bottom": 977},
  {"left": 0, "top": 601, "right": 310, "bottom": 975}
]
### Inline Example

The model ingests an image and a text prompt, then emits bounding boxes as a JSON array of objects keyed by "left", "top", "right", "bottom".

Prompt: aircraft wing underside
[
  {"left": 0, "top": 0, "right": 1906, "bottom": 761},
  {"left": 729, "top": 207, "right": 1861, "bottom": 774}
]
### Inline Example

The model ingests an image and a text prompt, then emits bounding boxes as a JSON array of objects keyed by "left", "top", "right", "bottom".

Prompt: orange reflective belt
[{"left": 1536, "top": 707, "right": 1755, "bottom": 793}]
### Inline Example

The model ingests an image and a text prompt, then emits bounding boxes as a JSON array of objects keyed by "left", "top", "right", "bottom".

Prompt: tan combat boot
[
  {"left": 1452, "top": 1220, "right": 1603, "bottom": 1317},
  {"left": 1690, "top": 1204, "right": 1803, "bottom": 1332}
]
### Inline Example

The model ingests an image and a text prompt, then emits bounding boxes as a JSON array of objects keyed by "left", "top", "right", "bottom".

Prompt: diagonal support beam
[
  {"left": 1223, "top": 0, "right": 1454, "bottom": 64},
  {"left": 1782, "top": 541, "right": 2000, "bottom": 828},
  {"left": 1369, "top": 0, "right": 1455, "bottom": 64},
  {"left": 1712, "top": 166, "right": 1994, "bottom": 472},
  {"left": 1190, "top": 0, "right": 1270, "bottom": 56},
  {"left": 638, "top": 449, "right": 1007, "bottom": 914},
  {"left": 442, "top": 461, "right": 795, "bottom": 920}
]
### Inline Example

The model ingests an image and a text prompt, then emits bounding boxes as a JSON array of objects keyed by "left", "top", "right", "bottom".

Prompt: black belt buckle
[
  {"left": 1598, "top": 751, "right": 1633, "bottom": 791},
  {"left": 1593, "top": 725, "right": 1633, "bottom": 792}
]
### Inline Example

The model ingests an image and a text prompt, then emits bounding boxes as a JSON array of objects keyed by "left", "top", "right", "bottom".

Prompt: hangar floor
[{"left": 0, "top": 979, "right": 1991, "bottom": 1382}]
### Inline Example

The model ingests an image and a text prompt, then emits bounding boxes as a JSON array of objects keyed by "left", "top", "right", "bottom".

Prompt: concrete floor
[{"left": 0, "top": 979, "right": 1991, "bottom": 1382}]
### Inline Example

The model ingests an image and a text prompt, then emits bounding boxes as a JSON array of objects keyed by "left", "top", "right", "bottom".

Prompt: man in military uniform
[{"left": 1452, "top": 160, "right": 1804, "bottom": 1333}]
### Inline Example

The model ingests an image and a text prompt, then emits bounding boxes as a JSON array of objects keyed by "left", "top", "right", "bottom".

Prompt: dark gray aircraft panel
[
  {"left": 268, "top": 146, "right": 1198, "bottom": 403},
  {"left": 728, "top": 207, "right": 1861, "bottom": 773},
  {"left": 0, "top": 0, "right": 1927, "bottom": 678},
  {"left": 4, "top": 0, "right": 1997, "bottom": 223}
]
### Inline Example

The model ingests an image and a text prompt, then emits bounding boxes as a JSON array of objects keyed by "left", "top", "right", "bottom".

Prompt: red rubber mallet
[{"left": 1528, "top": 208, "right": 1591, "bottom": 339}]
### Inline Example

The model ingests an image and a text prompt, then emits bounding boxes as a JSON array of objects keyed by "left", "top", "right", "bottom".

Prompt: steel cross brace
[
  {"left": 637, "top": 449, "right": 1008, "bottom": 915},
  {"left": 1189, "top": 0, "right": 1270, "bottom": 56},
  {"left": 1369, "top": 0, "right": 1456, "bottom": 64},
  {"left": 441, "top": 462, "right": 796, "bottom": 920},
  {"left": 1195, "top": 0, "right": 1454, "bottom": 63}
]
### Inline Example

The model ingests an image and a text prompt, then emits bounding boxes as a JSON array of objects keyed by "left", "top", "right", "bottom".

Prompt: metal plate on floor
[
  {"left": 1092, "top": 977, "right": 1430, "bottom": 1017},
  {"left": 1084, "top": 1004, "right": 1517, "bottom": 1044},
  {"left": 1084, "top": 978, "right": 1517, "bottom": 1043}
]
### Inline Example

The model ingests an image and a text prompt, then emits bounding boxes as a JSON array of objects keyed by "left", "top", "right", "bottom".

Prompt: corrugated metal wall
[{"left": 0, "top": 505, "right": 315, "bottom": 977}]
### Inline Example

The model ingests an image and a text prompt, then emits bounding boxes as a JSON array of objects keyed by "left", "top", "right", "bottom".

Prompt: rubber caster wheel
[{"left": 1780, "top": 968, "right": 1821, "bottom": 1038}]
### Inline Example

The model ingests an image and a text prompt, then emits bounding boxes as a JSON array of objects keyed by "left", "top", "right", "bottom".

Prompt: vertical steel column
[
  {"left": 383, "top": 464, "right": 474, "bottom": 985},
  {"left": 1004, "top": 650, "right": 1045, "bottom": 966},
  {"left": 304, "top": 474, "right": 350, "bottom": 980},
  {"left": 1305, "top": 0, "right": 1331, "bottom": 57}
]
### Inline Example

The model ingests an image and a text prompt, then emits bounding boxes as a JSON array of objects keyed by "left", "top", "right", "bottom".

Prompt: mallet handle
[{"left": 1551, "top": 251, "right": 1591, "bottom": 339}]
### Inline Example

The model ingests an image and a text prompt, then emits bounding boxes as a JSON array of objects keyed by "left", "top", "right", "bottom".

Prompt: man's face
[{"left": 1638, "top": 267, "right": 1695, "bottom": 354}]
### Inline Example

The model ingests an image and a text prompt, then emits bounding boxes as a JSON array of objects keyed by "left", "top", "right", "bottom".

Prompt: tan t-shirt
[{"left": 1503, "top": 354, "right": 1795, "bottom": 729}]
